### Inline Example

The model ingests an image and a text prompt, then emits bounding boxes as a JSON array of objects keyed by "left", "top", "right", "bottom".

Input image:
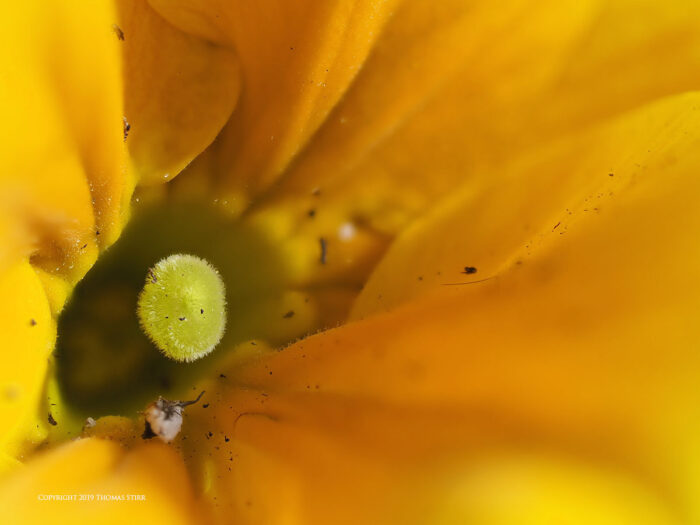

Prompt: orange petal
[
  {"left": 221, "top": 0, "right": 700, "bottom": 305},
  {"left": 149, "top": 0, "right": 400, "bottom": 200},
  {"left": 251, "top": 0, "right": 700, "bottom": 236},
  {"left": 116, "top": 0, "right": 240, "bottom": 186},
  {"left": 352, "top": 90, "right": 700, "bottom": 316},
  {"left": 191, "top": 93, "right": 700, "bottom": 522}
]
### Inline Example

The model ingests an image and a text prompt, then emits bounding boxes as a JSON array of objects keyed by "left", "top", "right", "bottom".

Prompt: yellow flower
[{"left": 2, "top": 0, "right": 700, "bottom": 523}]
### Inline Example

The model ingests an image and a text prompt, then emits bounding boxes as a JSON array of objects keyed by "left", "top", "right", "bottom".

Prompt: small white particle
[
  {"left": 337, "top": 222, "right": 356, "bottom": 242},
  {"left": 143, "top": 392, "right": 204, "bottom": 443},
  {"left": 145, "top": 400, "right": 184, "bottom": 443}
]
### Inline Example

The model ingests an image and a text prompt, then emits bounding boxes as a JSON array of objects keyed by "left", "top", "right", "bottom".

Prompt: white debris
[
  {"left": 145, "top": 400, "right": 184, "bottom": 443},
  {"left": 143, "top": 391, "right": 204, "bottom": 443},
  {"left": 337, "top": 222, "right": 356, "bottom": 241}
]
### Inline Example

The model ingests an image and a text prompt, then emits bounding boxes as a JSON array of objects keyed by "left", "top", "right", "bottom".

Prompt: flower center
[{"left": 55, "top": 198, "right": 351, "bottom": 417}]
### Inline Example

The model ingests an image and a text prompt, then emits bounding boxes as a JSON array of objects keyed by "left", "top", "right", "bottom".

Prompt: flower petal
[
  {"left": 0, "top": 439, "right": 198, "bottom": 523},
  {"left": 215, "top": 0, "right": 700, "bottom": 305},
  {"left": 148, "top": 0, "right": 400, "bottom": 199},
  {"left": 0, "top": 1, "right": 129, "bottom": 273},
  {"left": 203, "top": 413, "right": 677, "bottom": 524},
  {"left": 0, "top": 262, "right": 53, "bottom": 460},
  {"left": 157, "top": 1, "right": 700, "bottom": 313},
  {"left": 0, "top": 1, "right": 131, "bottom": 454},
  {"left": 352, "top": 90, "right": 700, "bottom": 316},
  {"left": 250, "top": 0, "right": 700, "bottom": 235},
  {"left": 193, "top": 93, "right": 700, "bottom": 522},
  {"left": 116, "top": 0, "right": 240, "bottom": 185}
]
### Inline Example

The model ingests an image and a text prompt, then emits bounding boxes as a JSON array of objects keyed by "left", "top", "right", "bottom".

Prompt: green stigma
[{"left": 137, "top": 254, "right": 226, "bottom": 362}]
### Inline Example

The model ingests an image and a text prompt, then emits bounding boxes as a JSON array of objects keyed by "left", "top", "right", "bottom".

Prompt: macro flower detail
[{"left": 2, "top": 1, "right": 700, "bottom": 524}]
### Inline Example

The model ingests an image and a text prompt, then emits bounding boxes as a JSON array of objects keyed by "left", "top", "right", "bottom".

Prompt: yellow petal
[
  {"left": 0, "top": 1, "right": 129, "bottom": 273},
  {"left": 250, "top": 0, "right": 700, "bottom": 236},
  {"left": 154, "top": 1, "right": 700, "bottom": 317},
  {"left": 116, "top": 0, "right": 240, "bottom": 186},
  {"left": 214, "top": 0, "right": 700, "bottom": 305},
  {"left": 190, "top": 93, "right": 700, "bottom": 522},
  {"left": 352, "top": 90, "right": 700, "bottom": 316},
  {"left": 430, "top": 453, "right": 676, "bottom": 525},
  {"left": 0, "top": 262, "right": 53, "bottom": 460},
  {"left": 149, "top": 0, "right": 400, "bottom": 199},
  {"left": 0, "top": 439, "right": 198, "bottom": 524},
  {"left": 0, "top": 1, "right": 130, "bottom": 454}
]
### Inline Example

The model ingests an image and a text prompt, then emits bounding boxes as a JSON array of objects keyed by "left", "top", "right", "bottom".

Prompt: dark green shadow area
[{"left": 56, "top": 200, "right": 289, "bottom": 416}]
